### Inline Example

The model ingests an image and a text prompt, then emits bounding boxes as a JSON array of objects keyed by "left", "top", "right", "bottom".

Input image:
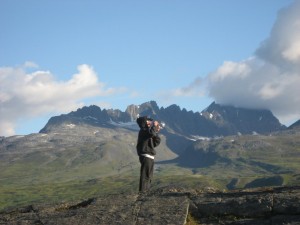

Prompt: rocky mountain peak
[
  {"left": 289, "top": 119, "right": 300, "bottom": 130},
  {"left": 165, "top": 104, "right": 182, "bottom": 112},
  {"left": 201, "top": 102, "right": 285, "bottom": 134},
  {"left": 70, "top": 105, "right": 102, "bottom": 118},
  {"left": 137, "top": 101, "right": 160, "bottom": 117},
  {"left": 125, "top": 104, "right": 140, "bottom": 121}
]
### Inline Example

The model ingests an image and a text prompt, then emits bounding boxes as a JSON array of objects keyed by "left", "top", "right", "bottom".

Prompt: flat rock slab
[
  {"left": 190, "top": 186, "right": 300, "bottom": 225},
  {"left": 1, "top": 186, "right": 300, "bottom": 225},
  {"left": 0, "top": 191, "right": 189, "bottom": 225}
]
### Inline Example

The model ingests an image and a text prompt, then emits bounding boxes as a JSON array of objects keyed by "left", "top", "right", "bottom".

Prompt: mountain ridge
[{"left": 40, "top": 101, "right": 286, "bottom": 137}]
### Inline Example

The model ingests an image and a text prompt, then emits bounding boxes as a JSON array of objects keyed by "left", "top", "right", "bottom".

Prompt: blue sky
[{"left": 1, "top": 0, "right": 300, "bottom": 136}]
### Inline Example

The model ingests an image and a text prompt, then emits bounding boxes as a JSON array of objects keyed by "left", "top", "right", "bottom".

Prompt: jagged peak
[
  {"left": 202, "top": 102, "right": 277, "bottom": 118},
  {"left": 165, "top": 104, "right": 181, "bottom": 111},
  {"left": 288, "top": 119, "right": 300, "bottom": 129},
  {"left": 139, "top": 100, "right": 159, "bottom": 110},
  {"left": 70, "top": 105, "right": 102, "bottom": 117}
]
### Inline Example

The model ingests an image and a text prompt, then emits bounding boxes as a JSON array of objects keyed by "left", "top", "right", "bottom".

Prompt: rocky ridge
[
  {"left": 1, "top": 186, "right": 300, "bottom": 225},
  {"left": 40, "top": 101, "right": 286, "bottom": 137}
]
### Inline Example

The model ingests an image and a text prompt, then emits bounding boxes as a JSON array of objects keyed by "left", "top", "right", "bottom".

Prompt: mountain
[
  {"left": 200, "top": 102, "right": 285, "bottom": 135},
  {"left": 289, "top": 119, "right": 300, "bottom": 130},
  {"left": 40, "top": 101, "right": 285, "bottom": 137},
  {"left": 1, "top": 101, "right": 299, "bottom": 211}
]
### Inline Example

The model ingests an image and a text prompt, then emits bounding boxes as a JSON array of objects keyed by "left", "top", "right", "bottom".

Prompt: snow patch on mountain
[
  {"left": 108, "top": 119, "right": 139, "bottom": 130},
  {"left": 66, "top": 124, "right": 76, "bottom": 128}
]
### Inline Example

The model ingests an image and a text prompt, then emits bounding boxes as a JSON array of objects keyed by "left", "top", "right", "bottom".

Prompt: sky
[{"left": 1, "top": 0, "right": 300, "bottom": 137}]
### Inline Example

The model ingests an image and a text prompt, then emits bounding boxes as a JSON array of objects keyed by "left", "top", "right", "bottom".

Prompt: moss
[{"left": 186, "top": 212, "right": 201, "bottom": 225}]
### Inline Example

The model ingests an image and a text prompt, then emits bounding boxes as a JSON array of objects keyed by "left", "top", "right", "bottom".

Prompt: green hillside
[{"left": 0, "top": 125, "right": 299, "bottom": 211}]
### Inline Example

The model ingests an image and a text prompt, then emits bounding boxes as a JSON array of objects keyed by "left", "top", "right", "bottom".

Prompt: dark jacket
[{"left": 136, "top": 117, "right": 161, "bottom": 156}]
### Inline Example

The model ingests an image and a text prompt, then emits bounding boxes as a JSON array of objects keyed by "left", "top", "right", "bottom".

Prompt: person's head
[{"left": 136, "top": 116, "right": 153, "bottom": 128}]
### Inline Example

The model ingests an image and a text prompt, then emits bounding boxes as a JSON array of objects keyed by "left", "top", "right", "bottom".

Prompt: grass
[
  {"left": 0, "top": 173, "right": 140, "bottom": 211},
  {"left": 1, "top": 129, "right": 300, "bottom": 211},
  {"left": 0, "top": 160, "right": 298, "bottom": 211},
  {"left": 0, "top": 164, "right": 222, "bottom": 211}
]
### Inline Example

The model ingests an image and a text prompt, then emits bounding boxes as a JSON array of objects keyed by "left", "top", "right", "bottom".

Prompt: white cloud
[
  {"left": 200, "top": 0, "right": 300, "bottom": 125},
  {"left": 209, "top": 60, "right": 252, "bottom": 82},
  {"left": 162, "top": 77, "right": 205, "bottom": 98},
  {"left": 0, "top": 121, "right": 16, "bottom": 137},
  {"left": 23, "top": 61, "right": 39, "bottom": 68},
  {"left": 282, "top": 39, "right": 300, "bottom": 62},
  {"left": 207, "top": 57, "right": 300, "bottom": 115},
  {"left": 0, "top": 63, "right": 126, "bottom": 136},
  {"left": 255, "top": 0, "right": 300, "bottom": 71}
]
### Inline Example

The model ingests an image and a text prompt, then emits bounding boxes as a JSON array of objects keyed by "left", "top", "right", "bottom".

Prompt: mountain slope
[
  {"left": 289, "top": 119, "right": 300, "bottom": 130},
  {"left": 164, "top": 128, "right": 300, "bottom": 189}
]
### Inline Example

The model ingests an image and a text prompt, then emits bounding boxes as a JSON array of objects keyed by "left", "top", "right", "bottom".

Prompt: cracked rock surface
[{"left": 1, "top": 186, "right": 300, "bottom": 225}]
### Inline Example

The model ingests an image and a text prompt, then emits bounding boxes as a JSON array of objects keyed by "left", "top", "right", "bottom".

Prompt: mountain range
[
  {"left": 0, "top": 101, "right": 300, "bottom": 210},
  {"left": 40, "top": 101, "right": 288, "bottom": 137}
]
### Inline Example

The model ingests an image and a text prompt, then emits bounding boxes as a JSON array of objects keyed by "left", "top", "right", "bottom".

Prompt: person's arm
[{"left": 152, "top": 134, "right": 161, "bottom": 147}]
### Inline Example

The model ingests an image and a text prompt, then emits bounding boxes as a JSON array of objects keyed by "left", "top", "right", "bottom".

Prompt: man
[{"left": 136, "top": 116, "right": 161, "bottom": 192}]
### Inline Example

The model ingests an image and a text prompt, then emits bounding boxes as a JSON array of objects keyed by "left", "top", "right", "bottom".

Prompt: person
[{"left": 136, "top": 116, "right": 161, "bottom": 193}]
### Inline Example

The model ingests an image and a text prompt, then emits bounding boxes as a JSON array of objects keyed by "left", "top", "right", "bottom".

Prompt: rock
[
  {"left": 190, "top": 186, "right": 300, "bottom": 225},
  {"left": 0, "top": 191, "right": 189, "bottom": 225},
  {"left": 1, "top": 186, "right": 300, "bottom": 225}
]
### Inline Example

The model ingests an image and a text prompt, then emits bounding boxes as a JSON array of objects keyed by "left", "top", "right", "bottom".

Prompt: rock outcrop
[{"left": 1, "top": 186, "right": 300, "bottom": 225}]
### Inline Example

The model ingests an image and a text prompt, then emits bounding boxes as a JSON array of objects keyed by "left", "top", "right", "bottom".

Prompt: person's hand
[
  {"left": 154, "top": 121, "right": 160, "bottom": 131},
  {"left": 146, "top": 120, "right": 152, "bottom": 127}
]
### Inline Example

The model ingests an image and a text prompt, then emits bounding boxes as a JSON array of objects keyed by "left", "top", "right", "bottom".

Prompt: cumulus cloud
[
  {"left": 157, "top": 77, "right": 205, "bottom": 106},
  {"left": 205, "top": 0, "right": 300, "bottom": 125},
  {"left": 0, "top": 63, "right": 125, "bottom": 136},
  {"left": 207, "top": 58, "right": 300, "bottom": 121},
  {"left": 256, "top": 1, "right": 300, "bottom": 68},
  {"left": 172, "top": 77, "right": 204, "bottom": 97}
]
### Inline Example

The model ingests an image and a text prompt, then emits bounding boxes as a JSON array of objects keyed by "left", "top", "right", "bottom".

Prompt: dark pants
[{"left": 139, "top": 156, "right": 154, "bottom": 192}]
